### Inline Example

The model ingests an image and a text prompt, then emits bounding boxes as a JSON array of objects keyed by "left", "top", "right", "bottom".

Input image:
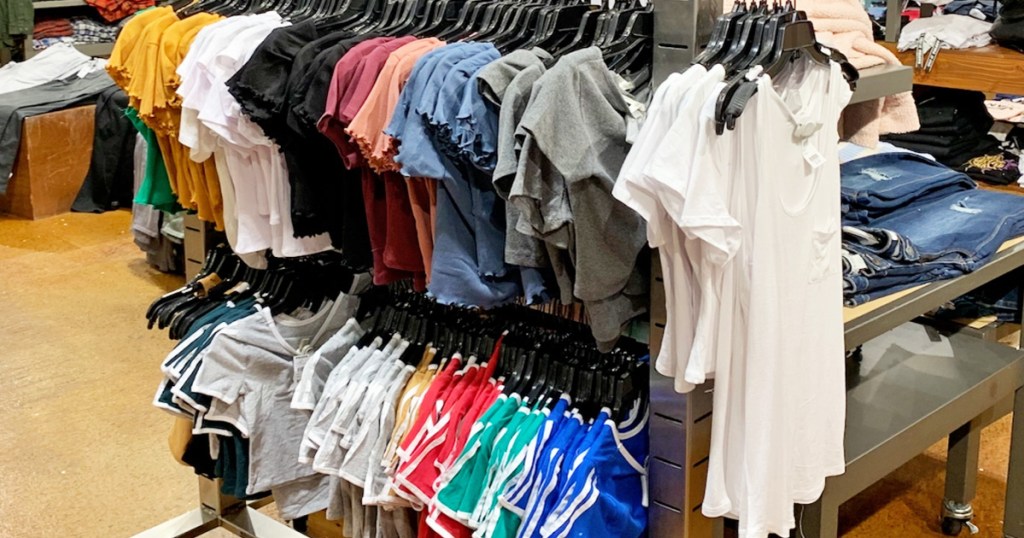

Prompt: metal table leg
[
  {"left": 942, "top": 421, "right": 981, "bottom": 534},
  {"left": 1005, "top": 386, "right": 1024, "bottom": 538},
  {"left": 796, "top": 494, "right": 840, "bottom": 538}
]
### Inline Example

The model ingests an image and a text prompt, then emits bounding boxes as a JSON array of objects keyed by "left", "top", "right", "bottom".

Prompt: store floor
[{"left": 0, "top": 210, "right": 1014, "bottom": 537}]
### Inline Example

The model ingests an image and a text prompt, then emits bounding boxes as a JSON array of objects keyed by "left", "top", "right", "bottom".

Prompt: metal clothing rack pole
[{"left": 133, "top": 476, "right": 307, "bottom": 538}]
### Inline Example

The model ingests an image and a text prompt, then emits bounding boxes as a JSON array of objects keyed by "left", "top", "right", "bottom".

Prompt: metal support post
[
  {"left": 942, "top": 421, "right": 981, "bottom": 534},
  {"left": 1005, "top": 386, "right": 1024, "bottom": 538},
  {"left": 944, "top": 421, "right": 981, "bottom": 510},
  {"left": 796, "top": 494, "right": 840, "bottom": 538},
  {"left": 133, "top": 477, "right": 308, "bottom": 538}
]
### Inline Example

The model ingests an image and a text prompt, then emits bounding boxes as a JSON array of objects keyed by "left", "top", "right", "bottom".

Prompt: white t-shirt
[
  {"left": 614, "top": 66, "right": 705, "bottom": 393},
  {"left": 0, "top": 43, "right": 99, "bottom": 95},
  {"left": 741, "top": 61, "right": 849, "bottom": 537},
  {"left": 641, "top": 65, "right": 729, "bottom": 388},
  {"left": 682, "top": 60, "right": 850, "bottom": 537}
]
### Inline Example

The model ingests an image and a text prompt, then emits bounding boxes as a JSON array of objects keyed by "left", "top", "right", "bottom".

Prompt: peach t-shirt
[{"left": 346, "top": 38, "right": 444, "bottom": 173}]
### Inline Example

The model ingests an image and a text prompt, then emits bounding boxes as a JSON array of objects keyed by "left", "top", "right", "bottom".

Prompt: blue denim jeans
[
  {"left": 841, "top": 152, "right": 976, "bottom": 225},
  {"left": 872, "top": 190, "right": 1024, "bottom": 269},
  {"left": 843, "top": 190, "right": 1024, "bottom": 305}
]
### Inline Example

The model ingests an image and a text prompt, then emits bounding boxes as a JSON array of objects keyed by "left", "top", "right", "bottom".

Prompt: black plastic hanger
[
  {"left": 715, "top": 15, "right": 858, "bottom": 133},
  {"left": 693, "top": 0, "right": 749, "bottom": 66}
]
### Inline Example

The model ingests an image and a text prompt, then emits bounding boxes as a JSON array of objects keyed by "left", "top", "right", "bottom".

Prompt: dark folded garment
[
  {"left": 885, "top": 135, "right": 1001, "bottom": 166},
  {"left": 992, "top": 0, "right": 1024, "bottom": 52},
  {"left": 959, "top": 150, "right": 1022, "bottom": 185},
  {"left": 914, "top": 88, "right": 993, "bottom": 128},
  {"left": 911, "top": 113, "right": 994, "bottom": 137},
  {"left": 885, "top": 129, "right": 982, "bottom": 147},
  {"left": 33, "top": 19, "right": 73, "bottom": 38}
]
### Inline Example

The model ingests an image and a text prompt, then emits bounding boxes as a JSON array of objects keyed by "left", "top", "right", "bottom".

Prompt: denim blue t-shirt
[
  {"left": 391, "top": 43, "right": 489, "bottom": 180},
  {"left": 383, "top": 43, "right": 521, "bottom": 307},
  {"left": 454, "top": 67, "right": 500, "bottom": 171},
  {"left": 428, "top": 46, "right": 501, "bottom": 161}
]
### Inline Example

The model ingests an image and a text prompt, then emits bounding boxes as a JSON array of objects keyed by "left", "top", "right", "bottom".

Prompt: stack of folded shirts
[
  {"left": 33, "top": 16, "right": 120, "bottom": 50},
  {"left": 959, "top": 149, "right": 1022, "bottom": 185},
  {"left": 70, "top": 16, "right": 119, "bottom": 43},
  {"left": 841, "top": 152, "right": 1024, "bottom": 305},
  {"left": 33, "top": 18, "right": 73, "bottom": 38},
  {"left": 83, "top": 0, "right": 155, "bottom": 22},
  {"left": 959, "top": 124, "right": 1023, "bottom": 186},
  {"left": 33, "top": 37, "right": 77, "bottom": 50},
  {"left": 883, "top": 88, "right": 1001, "bottom": 167}
]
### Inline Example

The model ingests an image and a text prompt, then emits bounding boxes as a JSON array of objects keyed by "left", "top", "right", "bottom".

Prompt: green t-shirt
[{"left": 126, "top": 106, "right": 179, "bottom": 211}]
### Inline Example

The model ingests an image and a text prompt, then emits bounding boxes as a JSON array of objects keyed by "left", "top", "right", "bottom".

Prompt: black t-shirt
[
  {"left": 227, "top": 21, "right": 319, "bottom": 141},
  {"left": 226, "top": 24, "right": 374, "bottom": 269},
  {"left": 283, "top": 34, "right": 375, "bottom": 269}
]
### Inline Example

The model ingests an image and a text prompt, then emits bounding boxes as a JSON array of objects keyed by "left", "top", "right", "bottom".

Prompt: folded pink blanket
[{"left": 807, "top": 0, "right": 920, "bottom": 146}]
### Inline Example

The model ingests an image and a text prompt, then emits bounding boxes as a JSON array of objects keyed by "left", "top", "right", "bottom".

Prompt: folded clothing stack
[
  {"left": 841, "top": 152, "right": 977, "bottom": 225},
  {"left": 992, "top": 0, "right": 1024, "bottom": 52},
  {"left": 883, "top": 88, "right": 1001, "bottom": 167},
  {"left": 33, "top": 18, "right": 73, "bottom": 38},
  {"left": 32, "top": 16, "right": 120, "bottom": 50},
  {"left": 70, "top": 16, "right": 119, "bottom": 43},
  {"left": 933, "top": 272, "right": 1023, "bottom": 324},
  {"left": 83, "top": 0, "right": 155, "bottom": 22},
  {"left": 841, "top": 152, "right": 1024, "bottom": 305},
  {"left": 959, "top": 123, "right": 1024, "bottom": 186}
]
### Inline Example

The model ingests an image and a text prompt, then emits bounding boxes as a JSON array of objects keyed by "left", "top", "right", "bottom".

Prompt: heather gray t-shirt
[
  {"left": 192, "top": 290, "right": 361, "bottom": 497},
  {"left": 487, "top": 61, "right": 553, "bottom": 272},
  {"left": 510, "top": 47, "right": 648, "bottom": 349},
  {"left": 291, "top": 318, "right": 366, "bottom": 411}
]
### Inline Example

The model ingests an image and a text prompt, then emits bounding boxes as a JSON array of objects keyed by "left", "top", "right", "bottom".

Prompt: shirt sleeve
[{"left": 192, "top": 332, "right": 248, "bottom": 405}]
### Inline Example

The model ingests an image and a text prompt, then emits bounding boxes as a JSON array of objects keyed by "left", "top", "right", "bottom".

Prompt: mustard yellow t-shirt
[
  {"left": 155, "top": 13, "right": 224, "bottom": 230},
  {"left": 107, "top": 6, "right": 172, "bottom": 91},
  {"left": 126, "top": 11, "right": 178, "bottom": 113}
]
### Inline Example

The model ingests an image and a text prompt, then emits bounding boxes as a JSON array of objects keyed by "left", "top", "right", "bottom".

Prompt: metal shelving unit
[
  {"left": 33, "top": 0, "right": 89, "bottom": 9},
  {"left": 24, "top": 0, "right": 115, "bottom": 59}
]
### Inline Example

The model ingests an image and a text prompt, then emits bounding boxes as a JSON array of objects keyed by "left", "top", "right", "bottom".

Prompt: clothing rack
[
  {"left": 643, "top": 6, "right": 1024, "bottom": 538},
  {"left": 134, "top": 226, "right": 308, "bottom": 538}
]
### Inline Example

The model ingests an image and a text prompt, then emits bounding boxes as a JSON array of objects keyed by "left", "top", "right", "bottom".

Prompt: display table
[
  {"left": 0, "top": 105, "right": 95, "bottom": 219},
  {"left": 799, "top": 323, "right": 1024, "bottom": 537},
  {"left": 877, "top": 42, "right": 1024, "bottom": 96}
]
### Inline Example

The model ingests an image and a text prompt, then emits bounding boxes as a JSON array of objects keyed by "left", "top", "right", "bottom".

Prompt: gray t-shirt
[
  {"left": 511, "top": 47, "right": 648, "bottom": 349},
  {"left": 488, "top": 61, "right": 554, "bottom": 271},
  {"left": 477, "top": 47, "right": 553, "bottom": 107},
  {"left": 192, "top": 290, "right": 360, "bottom": 495},
  {"left": 291, "top": 318, "right": 366, "bottom": 411}
]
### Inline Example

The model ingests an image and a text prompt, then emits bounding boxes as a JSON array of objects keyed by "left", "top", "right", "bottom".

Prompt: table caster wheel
[{"left": 942, "top": 518, "right": 964, "bottom": 536}]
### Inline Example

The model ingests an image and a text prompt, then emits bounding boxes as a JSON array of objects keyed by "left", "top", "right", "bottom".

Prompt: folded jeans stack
[
  {"left": 841, "top": 151, "right": 976, "bottom": 226},
  {"left": 841, "top": 153, "right": 1024, "bottom": 305},
  {"left": 882, "top": 88, "right": 1001, "bottom": 167}
]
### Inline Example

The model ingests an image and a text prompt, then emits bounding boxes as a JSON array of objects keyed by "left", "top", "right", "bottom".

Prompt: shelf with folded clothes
[
  {"left": 25, "top": 39, "right": 113, "bottom": 58},
  {"left": 33, "top": 0, "right": 87, "bottom": 8},
  {"left": 25, "top": 13, "right": 118, "bottom": 58},
  {"left": 878, "top": 40, "right": 1024, "bottom": 95},
  {"left": 842, "top": 180, "right": 1024, "bottom": 348}
]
